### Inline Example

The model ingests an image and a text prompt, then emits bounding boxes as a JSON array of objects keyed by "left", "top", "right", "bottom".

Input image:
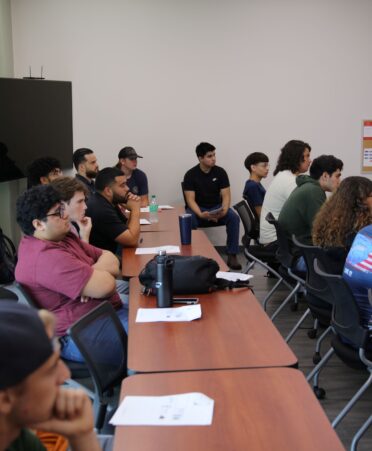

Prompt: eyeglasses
[{"left": 44, "top": 205, "right": 66, "bottom": 219}]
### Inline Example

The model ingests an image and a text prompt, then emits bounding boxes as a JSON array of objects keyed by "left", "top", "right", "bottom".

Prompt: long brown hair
[{"left": 312, "top": 176, "right": 372, "bottom": 247}]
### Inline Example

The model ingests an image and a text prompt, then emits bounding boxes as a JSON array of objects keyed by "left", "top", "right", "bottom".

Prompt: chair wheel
[
  {"left": 308, "top": 329, "right": 317, "bottom": 339},
  {"left": 290, "top": 302, "right": 298, "bottom": 312},
  {"left": 313, "top": 386, "right": 326, "bottom": 399},
  {"left": 312, "top": 352, "right": 321, "bottom": 364}
]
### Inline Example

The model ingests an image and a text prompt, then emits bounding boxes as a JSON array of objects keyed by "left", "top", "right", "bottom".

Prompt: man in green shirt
[
  {"left": 0, "top": 302, "right": 101, "bottom": 451},
  {"left": 279, "top": 154, "right": 343, "bottom": 247}
]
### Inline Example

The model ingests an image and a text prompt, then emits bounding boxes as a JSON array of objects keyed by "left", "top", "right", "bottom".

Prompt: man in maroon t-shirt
[{"left": 15, "top": 184, "right": 128, "bottom": 364}]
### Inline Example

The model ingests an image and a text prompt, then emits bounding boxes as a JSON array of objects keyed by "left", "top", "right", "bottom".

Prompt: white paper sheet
[
  {"left": 216, "top": 271, "right": 253, "bottom": 282},
  {"left": 110, "top": 392, "right": 214, "bottom": 426},
  {"left": 140, "top": 218, "right": 151, "bottom": 225},
  {"left": 135, "top": 245, "right": 180, "bottom": 255},
  {"left": 136, "top": 304, "right": 201, "bottom": 322}
]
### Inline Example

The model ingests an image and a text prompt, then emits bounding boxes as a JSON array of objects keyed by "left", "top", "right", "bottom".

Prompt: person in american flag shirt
[{"left": 343, "top": 224, "right": 372, "bottom": 348}]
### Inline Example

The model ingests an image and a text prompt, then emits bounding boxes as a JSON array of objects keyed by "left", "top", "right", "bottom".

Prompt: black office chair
[
  {"left": 233, "top": 201, "right": 292, "bottom": 307},
  {"left": 265, "top": 212, "right": 306, "bottom": 320},
  {"left": 68, "top": 301, "right": 128, "bottom": 431},
  {"left": 306, "top": 260, "right": 372, "bottom": 429}
]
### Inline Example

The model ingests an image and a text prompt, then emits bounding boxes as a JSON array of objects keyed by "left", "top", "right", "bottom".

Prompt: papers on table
[
  {"left": 140, "top": 218, "right": 151, "bottom": 225},
  {"left": 110, "top": 392, "right": 214, "bottom": 426},
  {"left": 216, "top": 271, "right": 253, "bottom": 282},
  {"left": 135, "top": 245, "right": 180, "bottom": 255},
  {"left": 136, "top": 304, "right": 201, "bottom": 322},
  {"left": 140, "top": 205, "right": 174, "bottom": 213}
]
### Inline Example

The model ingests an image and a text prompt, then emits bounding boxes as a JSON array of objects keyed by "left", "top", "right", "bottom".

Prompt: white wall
[{"left": 9, "top": 0, "right": 372, "bottom": 242}]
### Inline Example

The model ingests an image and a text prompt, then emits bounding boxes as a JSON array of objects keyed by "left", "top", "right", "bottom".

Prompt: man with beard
[
  {"left": 73, "top": 148, "right": 99, "bottom": 195},
  {"left": 86, "top": 167, "right": 141, "bottom": 253}
]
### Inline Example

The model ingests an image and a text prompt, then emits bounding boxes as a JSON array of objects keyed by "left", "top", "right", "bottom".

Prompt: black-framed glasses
[{"left": 44, "top": 205, "right": 66, "bottom": 219}]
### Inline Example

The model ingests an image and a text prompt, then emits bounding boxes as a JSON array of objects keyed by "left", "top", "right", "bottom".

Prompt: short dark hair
[
  {"left": 309, "top": 155, "right": 344, "bottom": 180},
  {"left": 244, "top": 152, "right": 269, "bottom": 173},
  {"left": 95, "top": 167, "right": 124, "bottom": 192},
  {"left": 273, "top": 140, "right": 311, "bottom": 176},
  {"left": 73, "top": 148, "right": 94, "bottom": 170},
  {"left": 16, "top": 185, "right": 61, "bottom": 236},
  {"left": 26, "top": 157, "right": 61, "bottom": 187},
  {"left": 51, "top": 176, "right": 88, "bottom": 202},
  {"left": 195, "top": 142, "right": 216, "bottom": 158}
]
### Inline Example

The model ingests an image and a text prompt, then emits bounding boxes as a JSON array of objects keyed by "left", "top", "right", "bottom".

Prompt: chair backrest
[
  {"left": 233, "top": 200, "right": 260, "bottom": 243},
  {"left": 313, "top": 259, "right": 369, "bottom": 349},
  {"left": 242, "top": 194, "right": 260, "bottom": 225},
  {"left": 266, "top": 212, "right": 294, "bottom": 268},
  {"left": 292, "top": 236, "right": 334, "bottom": 303},
  {"left": 68, "top": 302, "right": 128, "bottom": 398}
]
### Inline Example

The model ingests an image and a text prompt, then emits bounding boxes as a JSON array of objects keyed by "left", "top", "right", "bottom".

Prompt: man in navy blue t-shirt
[{"left": 243, "top": 152, "right": 269, "bottom": 219}]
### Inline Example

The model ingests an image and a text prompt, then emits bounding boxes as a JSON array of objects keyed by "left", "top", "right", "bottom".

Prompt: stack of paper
[{"left": 216, "top": 271, "right": 253, "bottom": 282}]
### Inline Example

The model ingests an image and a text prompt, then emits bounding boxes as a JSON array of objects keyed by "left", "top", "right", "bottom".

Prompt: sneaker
[{"left": 227, "top": 254, "right": 242, "bottom": 271}]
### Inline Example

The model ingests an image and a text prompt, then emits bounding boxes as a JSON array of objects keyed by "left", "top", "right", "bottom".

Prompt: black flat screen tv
[{"left": 0, "top": 78, "right": 73, "bottom": 183}]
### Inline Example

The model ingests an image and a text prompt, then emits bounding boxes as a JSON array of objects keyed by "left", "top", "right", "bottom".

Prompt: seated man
[
  {"left": 51, "top": 176, "right": 92, "bottom": 243},
  {"left": 243, "top": 152, "right": 269, "bottom": 218},
  {"left": 116, "top": 146, "right": 149, "bottom": 207},
  {"left": 27, "top": 156, "right": 62, "bottom": 188},
  {"left": 51, "top": 176, "right": 129, "bottom": 301},
  {"left": 260, "top": 140, "right": 312, "bottom": 249},
  {"left": 0, "top": 301, "right": 103, "bottom": 451},
  {"left": 183, "top": 142, "right": 241, "bottom": 270},
  {"left": 343, "top": 224, "right": 372, "bottom": 348},
  {"left": 279, "top": 154, "right": 343, "bottom": 245},
  {"left": 86, "top": 167, "right": 140, "bottom": 254},
  {"left": 15, "top": 185, "right": 128, "bottom": 364},
  {"left": 73, "top": 148, "right": 99, "bottom": 195}
]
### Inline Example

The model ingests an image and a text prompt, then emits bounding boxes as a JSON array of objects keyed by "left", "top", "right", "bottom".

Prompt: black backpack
[
  {"left": 0, "top": 228, "right": 17, "bottom": 284},
  {"left": 139, "top": 255, "right": 252, "bottom": 295}
]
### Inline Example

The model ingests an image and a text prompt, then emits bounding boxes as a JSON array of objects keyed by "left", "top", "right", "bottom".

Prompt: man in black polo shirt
[
  {"left": 86, "top": 167, "right": 140, "bottom": 254},
  {"left": 183, "top": 142, "right": 241, "bottom": 270},
  {"left": 73, "top": 148, "right": 99, "bottom": 195}
]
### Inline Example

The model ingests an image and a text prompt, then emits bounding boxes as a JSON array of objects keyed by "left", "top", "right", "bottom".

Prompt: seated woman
[
  {"left": 343, "top": 224, "right": 372, "bottom": 347},
  {"left": 312, "top": 176, "right": 372, "bottom": 274}
]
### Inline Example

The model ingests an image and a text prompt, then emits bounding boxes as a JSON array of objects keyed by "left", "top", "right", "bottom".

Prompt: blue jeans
[
  {"left": 60, "top": 306, "right": 128, "bottom": 364},
  {"left": 186, "top": 205, "right": 240, "bottom": 255}
]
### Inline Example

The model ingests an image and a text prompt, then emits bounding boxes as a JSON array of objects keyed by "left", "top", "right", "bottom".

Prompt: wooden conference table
[
  {"left": 139, "top": 205, "right": 185, "bottom": 232},
  {"left": 127, "top": 277, "right": 298, "bottom": 374},
  {"left": 113, "top": 368, "right": 344, "bottom": 451}
]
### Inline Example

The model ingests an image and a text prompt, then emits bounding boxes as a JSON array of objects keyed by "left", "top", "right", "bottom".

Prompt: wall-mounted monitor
[{"left": 0, "top": 78, "right": 73, "bottom": 183}]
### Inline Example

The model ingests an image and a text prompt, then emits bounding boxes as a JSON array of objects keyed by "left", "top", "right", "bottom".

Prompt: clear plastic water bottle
[{"left": 149, "top": 195, "right": 159, "bottom": 223}]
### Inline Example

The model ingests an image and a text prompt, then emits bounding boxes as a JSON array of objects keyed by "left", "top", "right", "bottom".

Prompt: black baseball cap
[
  {"left": 0, "top": 302, "right": 54, "bottom": 389},
  {"left": 118, "top": 147, "right": 143, "bottom": 159}
]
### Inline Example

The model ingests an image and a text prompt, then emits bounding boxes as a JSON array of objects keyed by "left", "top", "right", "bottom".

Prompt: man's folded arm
[{"left": 81, "top": 270, "right": 116, "bottom": 298}]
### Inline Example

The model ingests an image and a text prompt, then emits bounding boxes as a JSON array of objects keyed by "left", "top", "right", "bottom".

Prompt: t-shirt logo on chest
[{"left": 213, "top": 178, "right": 217, "bottom": 182}]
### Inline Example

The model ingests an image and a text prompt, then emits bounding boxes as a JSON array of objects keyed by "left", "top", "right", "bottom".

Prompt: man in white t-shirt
[{"left": 260, "top": 140, "right": 312, "bottom": 247}]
